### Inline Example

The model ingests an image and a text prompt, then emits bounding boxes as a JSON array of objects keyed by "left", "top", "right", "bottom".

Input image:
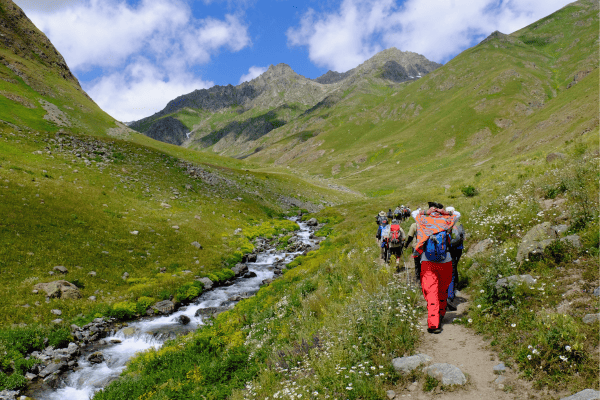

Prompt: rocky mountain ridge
[{"left": 130, "top": 49, "right": 441, "bottom": 148}]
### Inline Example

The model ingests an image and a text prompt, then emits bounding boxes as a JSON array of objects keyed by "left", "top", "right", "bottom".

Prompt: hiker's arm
[{"left": 405, "top": 235, "right": 414, "bottom": 248}]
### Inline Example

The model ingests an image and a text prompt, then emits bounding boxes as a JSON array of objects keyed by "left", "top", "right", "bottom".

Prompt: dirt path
[{"left": 387, "top": 263, "right": 548, "bottom": 400}]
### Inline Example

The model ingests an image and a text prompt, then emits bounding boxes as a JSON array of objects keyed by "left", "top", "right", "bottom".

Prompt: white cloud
[
  {"left": 239, "top": 66, "right": 268, "bottom": 84},
  {"left": 16, "top": 0, "right": 251, "bottom": 121},
  {"left": 287, "top": 0, "right": 574, "bottom": 72},
  {"left": 86, "top": 59, "right": 214, "bottom": 122}
]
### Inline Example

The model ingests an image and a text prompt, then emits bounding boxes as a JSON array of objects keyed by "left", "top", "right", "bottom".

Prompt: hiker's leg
[
  {"left": 414, "top": 256, "right": 421, "bottom": 282},
  {"left": 437, "top": 261, "right": 453, "bottom": 319},
  {"left": 447, "top": 256, "right": 455, "bottom": 300},
  {"left": 453, "top": 249, "right": 462, "bottom": 293},
  {"left": 421, "top": 261, "right": 440, "bottom": 329}
]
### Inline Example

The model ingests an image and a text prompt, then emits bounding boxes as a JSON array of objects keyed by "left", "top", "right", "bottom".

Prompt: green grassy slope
[{"left": 243, "top": 0, "right": 598, "bottom": 197}]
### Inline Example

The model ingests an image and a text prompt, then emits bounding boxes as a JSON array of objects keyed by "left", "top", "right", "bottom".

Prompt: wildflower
[
  {"left": 477, "top": 304, "right": 482, "bottom": 308},
  {"left": 480, "top": 289, "right": 485, "bottom": 293},
  {"left": 559, "top": 355, "right": 568, "bottom": 362},
  {"left": 565, "top": 345, "right": 571, "bottom": 352},
  {"left": 468, "top": 318, "right": 473, "bottom": 323},
  {"left": 527, "top": 355, "right": 532, "bottom": 360},
  {"left": 511, "top": 323, "right": 516, "bottom": 327}
]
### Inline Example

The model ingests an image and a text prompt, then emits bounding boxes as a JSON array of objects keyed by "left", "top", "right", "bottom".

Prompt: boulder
[
  {"left": 177, "top": 315, "right": 191, "bottom": 325},
  {"left": 243, "top": 271, "right": 257, "bottom": 278},
  {"left": 560, "top": 389, "right": 600, "bottom": 400},
  {"left": 546, "top": 152, "right": 566, "bottom": 163},
  {"left": 194, "top": 306, "right": 230, "bottom": 318},
  {"left": 38, "top": 361, "right": 67, "bottom": 378},
  {"left": 151, "top": 300, "right": 175, "bottom": 315},
  {"left": 33, "top": 280, "right": 82, "bottom": 299},
  {"left": 423, "top": 363, "right": 467, "bottom": 386},
  {"left": 466, "top": 238, "right": 493, "bottom": 258},
  {"left": 561, "top": 235, "right": 582, "bottom": 248},
  {"left": 88, "top": 271, "right": 97, "bottom": 277},
  {"left": 392, "top": 353, "right": 432, "bottom": 374},
  {"left": 582, "top": 314, "right": 599, "bottom": 324},
  {"left": 191, "top": 241, "right": 203, "bottom": 249},
  {"left": 231, "top": 263, "right": 248, "bottom": 277},
  {"left": 516, "top": 222, "right": 559, "bottom": 262},
  {"left": 306, "top": 218, "right": 318, "bottom": 226},
  {"left": 196, "top": 277, "right": 213, "bottom": 290},
  {"left": 87, "top": 351, "right": 105, "bottom": 364},
  {"left": 245, "top": 253, "right": 258, "bottom": 263},
  {"left": 495, "top": 274, "right": 536, "bottom": 289},
  {"left": 50, "top": 309, "right": 62, "bottom": 316},
  {"left": 53, "top": 266, "right": 68, "bottom": 274}
]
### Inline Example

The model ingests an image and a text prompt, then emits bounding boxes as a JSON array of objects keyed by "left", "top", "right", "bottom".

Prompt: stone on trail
[
  {"left": 392, "top": 353, "right": 432, "bottom": 374},
  {"left": 191, "top": 241, "right": 203, "bottom": 249},
  {"left": 593, "top": 287, "right": 600, "bottom": 297},
  {"left": 560, "top": 389, "right": 600, "bottom": 400},
  {"left": 53, "top": 266, "right": 68, "bottom": 274},
  {"left": 582, "top": 314, "right": 599, "bottom": 324},
  {"left": 386, "top": 389, "right": 396, "bottom": 399},
  {"left": 422, "top": 363, "right": 467, "bottom": 386},
  {"left": 493, "top": 362, "right": 506, "bottom": 373}
]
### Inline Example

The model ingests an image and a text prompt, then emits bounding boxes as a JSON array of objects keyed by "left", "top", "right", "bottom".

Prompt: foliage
[{"left": 461, "top": 185, "right": 478, "bottom": 197}]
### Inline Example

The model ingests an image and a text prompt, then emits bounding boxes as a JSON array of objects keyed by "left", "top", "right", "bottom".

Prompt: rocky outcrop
[
  {"left": 466, "top": 238, "right": 493, "bottom": 258},
  {"left": 33, "top": 280, "right": 81, "bottom": 300},
  {"left": 143, "top": 116, "right": 189, "bottom": 145}
]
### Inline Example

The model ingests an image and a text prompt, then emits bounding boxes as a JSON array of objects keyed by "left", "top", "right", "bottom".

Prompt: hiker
[
  {"left": 387, "top": 208, "right": 394, "bottom": 221},
  {"left": 412, "top": 202, "right": 460, "bottom": 334},
  {"left": 379, "top": 218, "right": 390, "bottom": 260},
  {"left": 446, "top": 206, "right": 464, "bottom": 311},
  {"left": 386, "top": 219, "right": 405, "bottom": 269},
  {"left": 404, "top": 219, "right": 421, "bottom": 285},
  {"left": 376, "top": 216, "right": 388, "bottom": 250},
  {"left": 393, "top": 205, "right": 403, "bottom": 221},
  {"left": 375, "top": 210, "right": 386, "bottom": 226}
]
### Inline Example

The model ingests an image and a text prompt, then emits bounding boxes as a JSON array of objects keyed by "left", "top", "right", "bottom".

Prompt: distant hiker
[
  {"left": 386, "top": 219, "right": 405, "bottom": 269},
  {"left": 393, "top": 205, "right": 402, "bottom": 221},
  {"left": 404, "top": 219, "right": 420, "bottom": 285},
  {"left": 403, "top": 206, "right": 411, "bottom": 221},
  {"left": 412, "top": 202, "right": 461, "bottom": 334},
  {"left": 376, "top": 210, "right": 386, "bottom": 226},
  {"left": 387, "top": 208, "right": 394, "bottom": 220},
  {"left": 445, "top": 206, "right": 464, "bottom": 311},
  {"left": 379, "top": 218, "right": 390, "bottom": 260}
]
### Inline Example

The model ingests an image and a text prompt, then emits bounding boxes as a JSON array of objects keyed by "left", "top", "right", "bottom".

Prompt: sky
[{"left": 14, "top": 0, "right": 573, "bottom": 122}]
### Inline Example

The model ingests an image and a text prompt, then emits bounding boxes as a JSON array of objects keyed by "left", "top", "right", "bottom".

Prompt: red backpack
[{"left": 389, "top": 224, "right": 404, "bottom": 247}]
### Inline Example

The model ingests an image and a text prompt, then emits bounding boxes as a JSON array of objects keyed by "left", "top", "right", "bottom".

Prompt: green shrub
[
  {"left": 136, "top": 297, "right": 156, "bottom": 314},
  {"left": 174, "top": 281, "right": 204, "bottom": 303},
  {"left": 461, "top": 185, "right": 478, "bottom": 197},
  {"left": 110, "top": 302, "right": 138, "bottom": 320},
  {"left": 47, "top": 327, "right": 71, "bottom": 348}
]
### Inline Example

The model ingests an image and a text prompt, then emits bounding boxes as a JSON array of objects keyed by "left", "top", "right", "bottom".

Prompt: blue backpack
[{"left": 424, "top": 230, "right": 449, "bottom": 262}]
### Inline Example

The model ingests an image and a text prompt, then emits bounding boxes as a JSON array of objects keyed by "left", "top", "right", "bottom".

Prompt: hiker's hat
[{"left": 379, "top": 211, "right": 386, "bottom": 217}]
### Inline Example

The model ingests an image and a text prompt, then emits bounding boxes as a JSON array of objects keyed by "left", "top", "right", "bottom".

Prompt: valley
[{"left": 0, "top": 0, "right": 598, "bottom": 399}]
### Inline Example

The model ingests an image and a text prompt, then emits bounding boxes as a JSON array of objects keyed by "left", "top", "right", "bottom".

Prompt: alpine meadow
[{"left": 0, "top": 0, "right": 598, "bottom": 399}]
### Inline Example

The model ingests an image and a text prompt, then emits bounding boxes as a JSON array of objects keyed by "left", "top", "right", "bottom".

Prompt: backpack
[
  {"left": 450, "top": 224, "right": 465, "bottom": 248},
  {"left": 376, "top": 215, "right": 385, "bottom": 225},
  {"left": 424, "top": 230, "right": 450, "bottom": 262},
  {"left": 389, "top": 224, "right": 404, "bottom": 247}
]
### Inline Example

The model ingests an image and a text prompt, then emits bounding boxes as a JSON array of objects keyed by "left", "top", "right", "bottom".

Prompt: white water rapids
[{"left": 32, "top": 219, "right": 316, "bottom": 400}]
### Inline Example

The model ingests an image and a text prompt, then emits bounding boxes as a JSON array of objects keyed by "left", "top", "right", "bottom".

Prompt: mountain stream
[{"left": 31, "top": 218, "right": 317, "bottom": 400}]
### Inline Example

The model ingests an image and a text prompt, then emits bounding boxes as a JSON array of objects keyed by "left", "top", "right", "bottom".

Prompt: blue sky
[{"left": 15, "top": 0, "right": 573, "bottom": 122}]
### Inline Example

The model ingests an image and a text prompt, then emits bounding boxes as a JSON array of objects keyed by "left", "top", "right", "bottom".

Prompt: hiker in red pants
[{"left": 411, "top": 202, "right": 461, "bottom": 334}]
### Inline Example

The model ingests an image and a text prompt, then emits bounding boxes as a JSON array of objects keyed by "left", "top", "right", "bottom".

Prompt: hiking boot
[
  {"left": 427, "top": 327, "right": 442, "bottom": 334},
  {"left": 446, "top": 299, "right": 457, "bottom": 311}
]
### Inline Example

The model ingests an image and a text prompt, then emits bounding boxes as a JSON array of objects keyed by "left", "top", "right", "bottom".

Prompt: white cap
[{"left": 446, "top": 206, "right": 455, "bottom": 213}]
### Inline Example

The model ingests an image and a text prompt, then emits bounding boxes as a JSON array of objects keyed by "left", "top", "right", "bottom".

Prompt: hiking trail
[{"left": 384, "top": 261, "right": 553, "bottom": 400}]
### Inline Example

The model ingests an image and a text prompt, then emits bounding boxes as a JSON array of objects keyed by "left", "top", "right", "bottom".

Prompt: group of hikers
[{"left": 375, "top": 202, "right": 465, "bottom": 334}]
